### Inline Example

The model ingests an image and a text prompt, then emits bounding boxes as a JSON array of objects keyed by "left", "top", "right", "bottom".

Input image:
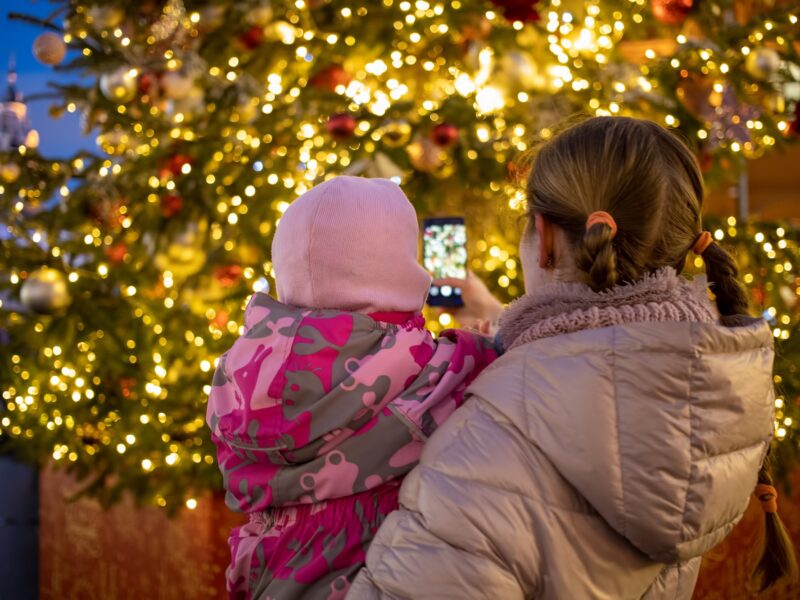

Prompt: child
[{"left": 206, "top": 176, "right": 497, "bottom": 600}]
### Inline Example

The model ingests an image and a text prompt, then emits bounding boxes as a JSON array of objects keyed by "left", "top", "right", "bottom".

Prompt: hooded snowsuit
[{"left": 207, "top": 293, "right": 497, "bottom": 599}]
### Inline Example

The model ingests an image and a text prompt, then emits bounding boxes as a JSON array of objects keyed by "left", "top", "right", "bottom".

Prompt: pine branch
[{"left": 7, "top": 12, "right": 63, "bottom": 33}]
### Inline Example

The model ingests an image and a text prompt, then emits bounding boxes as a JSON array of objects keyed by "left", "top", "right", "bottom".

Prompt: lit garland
[{"left": 0, "top": 0, "right": 798, "bottom": 509}]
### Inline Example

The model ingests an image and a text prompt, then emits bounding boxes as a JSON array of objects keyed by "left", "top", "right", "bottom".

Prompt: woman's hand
[{"left": 433, "top": 271, "right": 505, "bottom": 330}]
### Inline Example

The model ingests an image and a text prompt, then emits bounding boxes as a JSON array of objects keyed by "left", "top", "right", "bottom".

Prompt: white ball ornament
[
  {"left": 745, "top": 48, "right": 781, "bottom": 80},
  {"left": 161, "top": 71, "right": 195, "bottom": 100},
  {"left": 100, "top": 67, "right": 138, "bottom": 103},
  {"left": 33, "top": 32, "right": 67, "bottom": 66},
  {"left": 246, "top": 1, "right": 274, "bottom": 27}
]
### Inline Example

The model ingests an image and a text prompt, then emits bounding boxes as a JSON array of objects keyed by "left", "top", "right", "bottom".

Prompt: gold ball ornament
[
  {"left": 153, "top": 222, "right": 208, "bottom": 278},
  {"left": 408, "top": 136, "right": 451, "bottom": 177},
  {"left": 0, "top": 162, "right": 21, "bottom": 183},
  {"left": 745, "top": 48, "right": 781, "bottom": 80},
  {"left": 100, "top": 67, "right": 138, "bottom": 103},
  {"left": 20, "top": 268, "right": 72, "bottom": 315},
  {"left": 87, "top": 6, "right": 125, "bottom": 28},
  {"left": 379, "top": 120, "right": 412, "bottom": 148},
  {"left": 33, "top": 32, "right": 67, "bottom": 66}
]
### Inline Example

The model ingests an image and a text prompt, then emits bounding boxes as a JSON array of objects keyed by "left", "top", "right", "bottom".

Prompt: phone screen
[{"left": 423, "top": 217, "right": 466, "bottom": 307}]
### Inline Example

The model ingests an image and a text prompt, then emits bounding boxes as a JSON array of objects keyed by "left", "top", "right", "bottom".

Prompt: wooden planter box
[{"left": 40, "top": 467, "right": 800, "bottom": 599}]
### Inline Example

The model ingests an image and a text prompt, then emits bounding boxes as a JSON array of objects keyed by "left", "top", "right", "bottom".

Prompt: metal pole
[{"left": 737, "top": 158, "right": 749, "bottom": 221}]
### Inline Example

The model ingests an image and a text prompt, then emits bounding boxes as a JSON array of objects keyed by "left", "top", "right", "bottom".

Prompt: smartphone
[{"left": 422, "top": 217, "right": 467, "bottom": 307}]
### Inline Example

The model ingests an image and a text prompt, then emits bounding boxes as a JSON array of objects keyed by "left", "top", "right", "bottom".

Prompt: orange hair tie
[
  {"left": 693, "top": 231, "right": 714, "bottom": 255},
  {"left": 586, "top": 211, "right": 617, "bottom": 239},
  {"left": 755, "top": 483, "right": 778, "bottom": 514}
]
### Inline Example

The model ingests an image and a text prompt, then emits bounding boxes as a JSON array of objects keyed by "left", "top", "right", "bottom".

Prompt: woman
[{"left": 348, "top": 117, "right": 796, "bottom": 598}]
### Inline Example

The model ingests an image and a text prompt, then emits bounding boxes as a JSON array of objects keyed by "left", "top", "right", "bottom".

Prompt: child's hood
[{"left": 207, "top": 293, "right": 496, "bottom": 511}]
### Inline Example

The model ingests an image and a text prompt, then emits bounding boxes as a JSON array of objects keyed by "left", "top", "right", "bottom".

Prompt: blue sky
[{"left": 1, "top": 0, "right": 88, "bottom": 157}]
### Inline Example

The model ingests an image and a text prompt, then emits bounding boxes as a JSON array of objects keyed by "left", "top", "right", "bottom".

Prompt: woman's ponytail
[
  {"left": 578, "top": 222, "right": 618, "bottom": 292},
  {"left": 700, "top": 240, "right": 750, "bottom": 320},
  {"left": 696, "top": 235, "right": 799, "bottom": 591},
  {"left": 749, "top": 455, "right": 799, "bottom": 592}
]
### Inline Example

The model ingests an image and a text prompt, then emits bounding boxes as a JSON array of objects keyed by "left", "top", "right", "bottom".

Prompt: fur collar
[{"left": 498, "top": 269, "right": 718, "bottom": 351}]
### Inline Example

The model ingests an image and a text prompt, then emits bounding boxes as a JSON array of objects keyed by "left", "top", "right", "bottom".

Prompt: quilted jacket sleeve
[{"left": 348, "top": 395, "right": 541, "bottom": 599}]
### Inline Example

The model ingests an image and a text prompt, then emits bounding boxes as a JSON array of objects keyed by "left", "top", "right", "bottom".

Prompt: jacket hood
[{"left": 469, "top": 317, "right": 775, "bottom": 563}]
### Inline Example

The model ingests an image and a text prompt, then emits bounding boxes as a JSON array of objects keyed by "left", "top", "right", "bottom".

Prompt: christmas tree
[{"left": 1, "top": 0, "right": 799, "bottom": 509}]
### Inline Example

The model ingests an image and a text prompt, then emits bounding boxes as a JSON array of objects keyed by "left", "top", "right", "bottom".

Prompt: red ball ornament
[
  {"left": 431, "top": 123, "right": 459, "bottom": 147},
  {"left": 161, "top": 194, "right": 183, "bottom": 218},
  {"left": 789, "top": 102, "right": 800, "bottom": 137},
  {"left": 212, "top": 309, "right": 230, "bottom": 328},
  {"left": 651, "top": 0, "right": 693, "bottom": 25},
  {"left": 214, "top": 264, "right": 243, "bottom": 287},
  {"left": 326, "top": 113, "right": 357, "bottom": 140},
  {"left": 489, "top": 0, "right": 541, "bottom": 23},
  {"left": 310, "top": 64, "right": 352, "bottom": 92},
  {"left": 239, "top": 25, "right": 265, "bottom": 49},
  {"left": 104, "top": 242, "right": 128, "bottom": 264},
  {"left": 159, "top": 154, "right": 193, "bottom": 178},
  {"left": 138, "top": 71, "right": 162, "bottom": 100}
]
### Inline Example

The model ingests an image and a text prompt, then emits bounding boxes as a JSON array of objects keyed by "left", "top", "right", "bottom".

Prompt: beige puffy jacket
[{"left": 349, "top": 317, "right": 775, "bottom": 599}]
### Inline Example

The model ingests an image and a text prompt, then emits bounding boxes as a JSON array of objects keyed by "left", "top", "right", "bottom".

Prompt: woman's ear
[{"left": 535, "top": 213, "right": 555, "bottom": 269}]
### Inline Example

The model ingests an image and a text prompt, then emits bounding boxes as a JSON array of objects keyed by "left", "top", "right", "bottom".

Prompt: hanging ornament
[
  {"left": 161, "top": 70, "right": 195, "bottom": 100},
  {"left": 153, "top": 222, "right": 207, "bottom": 278},
  {"left": 779, "top": 285, "right": 797, "bottom": 309},
  {"left": 33, "top": 32, "right": 67, "bottom": 66},
  {"left": 651, "top": 0, "right": 693, "bottom": 25},
  {"left": 159, "top": 154, "right": 193, "bottom": 177},
  {"left": 214, "top": 264, "right": 244, "bottom": 287},
  {"left": 246, "top": 1, "right": 274, "bottom": 27},
  {"left": 239, "top": 25, "right": 265, "bottom": 49},
  {"left": 0, "top": 162, "right": 21, "bottom": 184},
  {"left": 88, "top": 197, "right": 126, "bottom": 229},
  {"left": 310, "top": 64, "right": 352, "bottom": 92},
  {"left": 431, "top": 123, "right": 459, "bottom": 147},
  {"left": 326, "top": 113, "right": 357, "bottom": 139},
  {"left": 100, "top": 67, "right": 138, "bottom": 103},
  {"left": 345, "top": 152, "right": 406, "bottom": 181},
  {"left": 88, "top": 5, "right": 125, "bottom": 28},
  {"left": 408, "top": 136, "right": 446, "bottom": 173},
  {"left": 379, "top": 120, "right": 412, "bottom": 147},
  {"left": 161, "top": 194, "right": 184, "bottom": 218},
  {"left": 789, "top": 102, "right": 800, "bottom": 136},
  {"left": 745, "top": 48, "right": 781, "bottom": 81},
  {"left": 20, "top": 268, "right": 72, "bottom": 315},
  {"left": 489, "top": 0, "right": 541, "bottom": 23},
  {"left": 104, "top": 242, "right": 128, "bottom": 264},
  {"left": 675, "top": 74, "right": 715, "bottom": 118},
  {"left": 138, "top": 71, "right": 163, "bottom": 103}
]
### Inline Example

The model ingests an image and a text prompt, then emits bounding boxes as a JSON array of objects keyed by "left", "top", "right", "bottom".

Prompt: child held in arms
[{"left": 206, "top": 176, "right": 498, "bottom": 599}]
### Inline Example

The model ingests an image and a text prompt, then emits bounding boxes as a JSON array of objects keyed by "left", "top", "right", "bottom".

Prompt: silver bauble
[
  {"left": 99, "top": 67, "right": 138, "bottom": 103},
  {"left": 20, "top": 268, "right": 72, "bottom": 315}
]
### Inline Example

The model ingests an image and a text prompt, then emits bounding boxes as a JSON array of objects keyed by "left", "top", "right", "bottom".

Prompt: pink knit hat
[{"left": 272, "top": 176, "right": 432, "bottom": 313}]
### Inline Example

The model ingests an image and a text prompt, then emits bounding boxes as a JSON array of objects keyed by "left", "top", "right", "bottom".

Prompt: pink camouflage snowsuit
[{"left": 206, "top": 292, "right": 497, "bottom": 599}]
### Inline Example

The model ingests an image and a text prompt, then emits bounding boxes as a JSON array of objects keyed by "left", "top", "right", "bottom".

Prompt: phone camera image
[{"left": 423, "top": 218, "right": 466, "bottom": 307}]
